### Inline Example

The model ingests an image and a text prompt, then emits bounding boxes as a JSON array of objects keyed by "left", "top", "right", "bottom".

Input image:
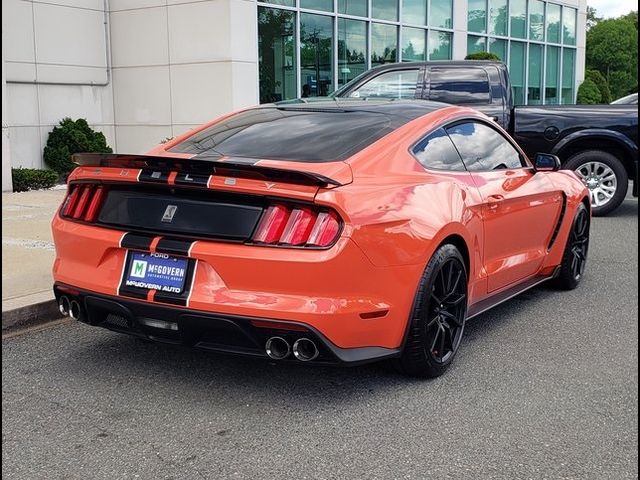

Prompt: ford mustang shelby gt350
[{"left": 52, "top": 100, "right": 590, "bottom": 377}]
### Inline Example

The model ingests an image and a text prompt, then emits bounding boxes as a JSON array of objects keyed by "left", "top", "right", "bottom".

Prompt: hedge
[{"left": 11, "top": 168, "right": 59, "bottom": 192}]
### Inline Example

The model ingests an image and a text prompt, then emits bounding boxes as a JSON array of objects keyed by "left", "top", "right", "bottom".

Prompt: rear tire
[
  {"left": 396, "top": 244, "right": 468, "bottom": 378},
  {"left": 564, "top": 150, "right": 628, "bottom": 216},
  {"left": 553, "top": 202, "right": 590, "bottom": 290}
]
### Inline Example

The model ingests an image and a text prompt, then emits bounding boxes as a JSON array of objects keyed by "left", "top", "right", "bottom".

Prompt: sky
[{"left": 587, "top": 0, "right": 636, "bottom": 19}]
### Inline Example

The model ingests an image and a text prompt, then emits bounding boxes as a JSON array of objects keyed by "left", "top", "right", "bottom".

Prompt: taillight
[
  {"left": 252, "top": 204, "right": 342, "bottom": 248},
  {"left": 61, "top": 184, "right": 107, "bottom": 223}
]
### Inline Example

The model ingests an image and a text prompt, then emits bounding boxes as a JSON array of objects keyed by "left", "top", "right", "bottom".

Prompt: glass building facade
[{"left": 258, "top": 0, "right": 580, "bottom": 105}]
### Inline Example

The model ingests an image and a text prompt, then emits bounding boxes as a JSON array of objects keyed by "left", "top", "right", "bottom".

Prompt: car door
[
  {"left": 424, "top": 66, "right": 507, "bottom": 129},
  {"left": 446, "top": 120, "right": 563, "bottom": 293}
]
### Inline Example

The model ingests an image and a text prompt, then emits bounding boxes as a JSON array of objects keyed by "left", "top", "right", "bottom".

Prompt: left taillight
[{"left": 61, "top": 184, "right": 107, "bottom": 223}]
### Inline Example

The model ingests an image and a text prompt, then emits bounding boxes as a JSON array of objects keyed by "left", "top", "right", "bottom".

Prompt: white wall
[
  {"left": 109, "top": 0, "right": 259, "bottom": 153},
  {"left": 2, "top": 0, "right": 115, "bottom": 179}
]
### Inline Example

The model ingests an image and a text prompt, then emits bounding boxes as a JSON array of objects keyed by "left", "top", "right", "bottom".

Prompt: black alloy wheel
[
  {"left": 554, "top": 202, "right": 590, "bottom": 290},
  {"left": 426, "top": 258, "right": 467, "bottom": 364}
]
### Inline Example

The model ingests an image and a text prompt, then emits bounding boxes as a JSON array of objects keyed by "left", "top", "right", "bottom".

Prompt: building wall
[{"left": 2, "top": 0, "right": 115, "bottom": 180}]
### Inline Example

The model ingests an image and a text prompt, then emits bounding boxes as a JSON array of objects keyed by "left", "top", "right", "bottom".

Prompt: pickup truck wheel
[{"left": 564, "top": 150, "right": 628, "bottom": 216}]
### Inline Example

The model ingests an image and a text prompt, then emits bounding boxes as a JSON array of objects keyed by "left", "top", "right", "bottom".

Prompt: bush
[
  {"left": 11, "top": 168, "right": 59, "bottom": 192},
  {"left": 464, "top": 52, "right": 502, "bottom": 61},
  {"left": 577, "top": 78, "right": 602, "bottom": 104},
  {"left": 585, "top": 69, "right": 612, "bottom": 103},
  {"left": 43, "top": 118, "right": 112, "bottom": 178}
]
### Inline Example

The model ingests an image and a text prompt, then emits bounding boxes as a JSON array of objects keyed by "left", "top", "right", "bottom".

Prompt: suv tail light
[
  {"left": 61, "top": 184, "right": 107, "bottom": 223},
  {"left": 252, "top": 204, "right": 341, "bottom": 248}
]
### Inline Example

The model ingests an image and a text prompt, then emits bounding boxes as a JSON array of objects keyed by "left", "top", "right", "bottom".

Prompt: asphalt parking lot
[{"left": 3, "top": 194, "right": 637, "bottom": 480}]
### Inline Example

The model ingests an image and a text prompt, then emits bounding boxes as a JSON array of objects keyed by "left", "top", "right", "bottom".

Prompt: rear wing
[{"left": 72, "top": 153, "right": 344, "bottom": 187}]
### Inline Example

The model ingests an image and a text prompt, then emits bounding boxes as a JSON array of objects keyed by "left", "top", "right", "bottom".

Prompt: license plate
[{"left": 125, "top": 252, "right": 188, "bottom": 294}]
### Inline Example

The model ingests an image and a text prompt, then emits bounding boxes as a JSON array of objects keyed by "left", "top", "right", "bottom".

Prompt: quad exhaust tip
[
  {"left": 69, "top": 300, "right": 82, "bottom": 320},
  {"left": 58, "top": 296, "right": 70, "bottom": 316},
  {"left": 265, "top": 337, "right": 290, "bottom": 360},
  {"left": 292, "top": 338, "right": 319, "bottom": 362}
]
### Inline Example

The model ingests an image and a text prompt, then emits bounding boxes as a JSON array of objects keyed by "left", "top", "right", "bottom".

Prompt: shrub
[
  {"left": 11, "top": 168, "right": 59, "bottom": 192},
  {"left": 43, "top": 118, "right": 112, "bottom": 178},
  {"left": 464, "top": 52, "right": 502, "bottom": 61},
  {"left": 577, "top": 78, "right": 602, "bottom": 104},
  {"left": 585, "top": 69, "right": 612, "bottom": 103}
]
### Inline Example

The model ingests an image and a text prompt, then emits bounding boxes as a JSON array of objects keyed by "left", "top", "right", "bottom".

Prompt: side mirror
[{"left": 534, "top": 153, "right": 561, "bottom": 172}]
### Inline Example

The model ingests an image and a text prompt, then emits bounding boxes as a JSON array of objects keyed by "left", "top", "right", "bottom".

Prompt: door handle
[{"left": 487, "top": 194, "right": 504, "bottom": 209}]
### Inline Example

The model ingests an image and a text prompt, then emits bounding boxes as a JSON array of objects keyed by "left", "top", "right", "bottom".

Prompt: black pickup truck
[{"left": 330, "top": 61, "right": 638, "bottom": 216}]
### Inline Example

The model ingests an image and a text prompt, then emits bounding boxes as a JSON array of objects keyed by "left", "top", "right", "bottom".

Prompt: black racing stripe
[
  {"left": 174, "top": 173, "right": 210, "bottom": 186},
  {"left": 120, "top": 232, "right": 154, "bottom": 251},
  {"left": 119, "top": 286, "right": 148, "bottom": 300},
  {"left": 139, "top": 169, "right": 170, "bottom": 183},
  {"left": 153, "top": 292, "right": 187, "bottom": 306},
  {"left": 155, "top": 238, "right": 193, "bottom": 256}
]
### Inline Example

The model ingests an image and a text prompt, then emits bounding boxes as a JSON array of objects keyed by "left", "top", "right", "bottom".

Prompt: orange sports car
[{"left": 52, "top": 100, "right": 590, "bottom": 377}]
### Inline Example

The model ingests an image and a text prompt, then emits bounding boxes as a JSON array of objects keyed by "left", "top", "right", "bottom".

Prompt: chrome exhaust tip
[
  {"left": 265, "top": 337, "right": 290, "bottom": 360},
  {"left": 292, "top": 338, "right": 319, "bottom": 362},
  {"left": 69, "top": 300, "right": 82, "bottom": 320},
  {"left": 58, "top": 296, "right": 70, "bottom": 316}
]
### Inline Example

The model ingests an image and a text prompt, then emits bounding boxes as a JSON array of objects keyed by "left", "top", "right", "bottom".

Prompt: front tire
[
  {"left": 397, "top": 244, "right": 468, "bottom": 378},
  {"left": 564, "top": 150, "right": 628, "bottom": 216},
  {"left": 554, "top": 202, "right": 590, "bottom": 290}
]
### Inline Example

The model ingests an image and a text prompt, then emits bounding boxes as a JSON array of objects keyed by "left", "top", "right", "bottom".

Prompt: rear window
[
  {"left": 169, "top": 108, "right": 396, "bottom": 162},
  {"left": 428, "top": 67, "right": 491, "bottom": 105}
]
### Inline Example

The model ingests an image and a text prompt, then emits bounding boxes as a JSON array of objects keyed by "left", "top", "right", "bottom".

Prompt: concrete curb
[{"left": 2, "top": 300, "right": 64, "bottom": 332}]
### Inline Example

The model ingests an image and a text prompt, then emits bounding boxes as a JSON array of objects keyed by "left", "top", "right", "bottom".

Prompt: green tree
[
  {"left": 586, "top": 6, "right": 602, "bottom": 30},
  {"left": 577, "top": 79, "right": 602, "bottom": 104},
  {"left": 464, "top": 52, "right": 501, "bottom": 61},
  {"left": 586, "top": 13, "right": 638, "bottom": 99},
  {"left": 43, "top": 118, "right": 112, "bottom": 178},
  {"left": 585, "top": 69, "right": 612, "bottom": 103}
]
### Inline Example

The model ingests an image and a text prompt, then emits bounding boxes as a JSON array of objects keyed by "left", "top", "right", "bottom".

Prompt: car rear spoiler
[{"left": 72, "top": 153, "right": 344, "bottom": 187}]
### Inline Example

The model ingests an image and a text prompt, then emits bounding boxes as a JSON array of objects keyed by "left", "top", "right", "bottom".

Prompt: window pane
[
  {"left": 301, "top": 0, "right": 333, "bottom": 11},
  {"left": 258, "top": 7, "right": 296, "bottom": 103},
  {"left": 546, "top": 3, "right": 561, "bottom": 43},
  {"left": 403, "top": 0, "right": 426, "bottom": 25},
  {"left": 430, "top": 0, "right": 452, "bottom": 28},
  {"left": 258, "top": 0, "right": 294, "bottom": 7},
  {"left": 372, "top": 0, "right": 398, "bottom": 21},
  {"left": 447, "top": 122, "right": 523, "bottom": 171},
  {"left": 527, "top": 43, "right": 543, "bottom": 105},
  {"left": 563, "top": 7, "right": 576, "bottom": 45},
  {"left": 371, "top": 23, "right": 398, "bottom": 65},
  {"left": 529, "top": 0, "right": 544, "bottom": 40},
  {"left": 412, "top": 128, "right": 466, "bottom": 171},
  {"left": 338, "top": 0, "right": 367, "bottom": 16},
  {"left": 300, "top": 13, "right": 334, "bottom": 97},
  {"left": 468, "top": 0, "right": 486, "bottom": 33},
  {"left": 488, "top": 37, "right": 507, "bottom": 62},
  {"left": 545, "top": 45, "right": 560, "bottom": 104},
  {"left": 428, "top": 30, "right": 452, "bottom": 60},
  {"left": 562, "top": 48, "right": 575, "bottom": 104},
  {"left": 510, "top": 0, "right": 526, "bottom": 38},
  {"left": 429, "top": 67, "right": 491, "bottom": 104},
  {"left": 467, "top": 35, "right": 486, "bottom": 55},
  {"left": 351, "top": 69, "right": 419, "bottom": 98},
  {"left": 510, "top": 41, "right": 525, "bottom": 104},
  {"left": 489, "top": 0, "right": 507, "bottom": 36},
  {"left": 338, "top": 19, "right": 367, "bottom": 88},
  {"left": 402, "top": 27, "right": 426, "bottom": 61}
]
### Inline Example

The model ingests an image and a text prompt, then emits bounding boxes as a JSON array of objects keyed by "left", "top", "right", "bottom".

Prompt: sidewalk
[{"left": 2, "top": 187, "right": 66, "bottom": 327}]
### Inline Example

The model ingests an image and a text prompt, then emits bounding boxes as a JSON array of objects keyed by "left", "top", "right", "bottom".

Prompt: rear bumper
[{"left": 54, "top": 284, "right": 401, "bottom": 366}]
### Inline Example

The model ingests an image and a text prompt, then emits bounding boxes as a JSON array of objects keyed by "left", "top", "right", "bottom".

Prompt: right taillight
[
  {"left": 61, "top": 184, "right": 107, "bottom": 223},
  {"left": 252, "top": 204, "right": 341, "bottom": 248}
]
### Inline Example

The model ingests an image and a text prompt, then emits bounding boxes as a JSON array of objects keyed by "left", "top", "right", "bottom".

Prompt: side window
[
  {"left": 412, "top": 128, "right": 466, "bottom": 172},
  {"left": 446, "top": 122, "right": 525, "bottom": 171},
  {"left": 429, "top": 68, "right": 491, "bottom": 105},
  {"left": 350, "top": 70, "right": 419, "bottom": 99}
]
